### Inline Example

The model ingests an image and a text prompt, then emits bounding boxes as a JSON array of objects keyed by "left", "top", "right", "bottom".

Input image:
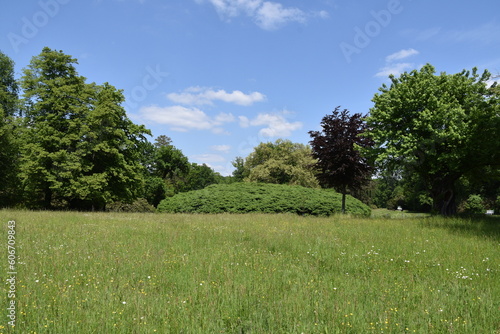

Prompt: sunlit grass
[{"left": 1, "top": 210, "right": 499, "bottom": 333}]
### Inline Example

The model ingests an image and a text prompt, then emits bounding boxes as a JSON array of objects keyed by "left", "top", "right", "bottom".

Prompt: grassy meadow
[{"left": 1, "top": 210, "right": 499, "bottom": 333}]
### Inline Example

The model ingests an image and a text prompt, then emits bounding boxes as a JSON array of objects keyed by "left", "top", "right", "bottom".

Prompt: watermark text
[
  {"left": 339, "top": 0, "right": 408, "bottom": 63},
  {"left": 7, "top": 0, "right": 71, "bottom": 53},
  {"left": 6, "top": 220, "right": 17, "bottom": 328}
]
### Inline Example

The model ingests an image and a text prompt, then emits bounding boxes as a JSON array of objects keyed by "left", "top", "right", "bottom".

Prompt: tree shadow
[{"left": 418, "top": 215, "right": 500, "bottom": 241}]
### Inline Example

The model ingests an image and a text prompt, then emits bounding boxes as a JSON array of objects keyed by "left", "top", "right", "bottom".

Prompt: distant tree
[
  {"left": 152, "top": 139, "right": 189, "bottom": 181},
  {"left": 182, "top": 163, "right": 220, "bottom": 191},
  {"left": 143, "top": 176, "right": 168, "bottom": 207},
  {"left": 371, "top": 170, "right": 401, "bottom": 209},
  {"left": 309, "top": 107, "right": 374, "bottom": 213},
  {"left": 134, "top": 139, "right": 168, "bottom": 206},
  {"left": 141, "top": 136, "right": 191, "bottom": 199},
  {"left": 0, "top": 51, "right": 20, "bottom": 206},
  {"left": 366, "top": 64, "right": 500, "bottom": 215},
  {"left": 231, "top": 156, "right": 246, "bottom": 182},
  {"left": 243, "top": 139, "right": 319, "bottom": 188},
  {"left": 154, "top": 135, "right": 172, "bottom": 148}
]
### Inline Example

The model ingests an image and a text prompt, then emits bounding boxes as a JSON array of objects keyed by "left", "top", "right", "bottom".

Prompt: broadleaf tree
[
  {"left": 70, "top": 82, "right": 151, "bottom": 210},
  {"left": 142, "top": 136, "right": 189, "bottom": 205},
  {"left": 243, "top": 139, "right": 319, "bottom": 188},
  {"left": 309, "top": 107, "right": 374, "bottom": 213},
  {"left": 0, "top": 51, "right": 20, "bottom": 205},
  {"left": 19, "top": 47, "right": 151, "bottom": 210},
  {"left": 19, "top": 47, "right": 91, "bottom": 208},
  {"left": 366, "top": 64, "right": 500, "bottom": 215}
]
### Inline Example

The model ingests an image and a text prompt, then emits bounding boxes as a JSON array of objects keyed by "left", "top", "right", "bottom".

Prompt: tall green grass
[{"left": 1, "top": 210, "right": 499, "bottom": 333}]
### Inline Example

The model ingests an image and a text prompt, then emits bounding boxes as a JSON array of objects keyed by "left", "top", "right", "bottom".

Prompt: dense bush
[
  {"left": 461, "top": 194, "right": 485, "bottom": 214},
  {"left": 107, "top": 198, "right": 156, "bottom": 213},
  {"left": 157, "top": 182, "right": 371, "bottom": 216}
]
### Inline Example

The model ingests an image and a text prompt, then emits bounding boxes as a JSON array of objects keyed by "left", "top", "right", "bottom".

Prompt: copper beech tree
[{"left": 309, "top": 107, "right": 374, "bottom": 213}]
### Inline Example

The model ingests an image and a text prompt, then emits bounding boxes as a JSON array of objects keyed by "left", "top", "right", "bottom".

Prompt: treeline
[
  {"left": 1, "top": 48, "right": 499, "bottom": 214},
  {"left": 0, "top": 48, "right": 231, "bottom": 210}
]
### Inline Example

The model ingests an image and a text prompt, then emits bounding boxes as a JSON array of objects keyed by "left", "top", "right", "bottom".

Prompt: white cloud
[
  {"left": 211, "top": 145, "right": 232, "bottom": 153},
  {"left": 385, "top": 48, "right": 419, "bottom": 63},
  {"left": 238, "top": 115, "right": 251, "bottom": 128},
  {"left": 240, "top": 111, "right": 302, "bottom": 137},
  {"left": 316, "top": 10, "right": 330, "bottom": 19},
  {"left": 403, "top": 23, "right": 500, "bottom": 45},
  {"left": 197, "top": 0, "right": 325, "bottom": 30},
  {"left": 167, "top": 87, "right": 266, "bottom": 106},
  {"left": 376, "top": 48, "right": 420, "bottom": 78},
  {"left": 199, "top": 0, "right": 261, "bottom": 18},
  {"left": 486, "top": 78, "right": 500, "bottom": 88},
  {"left": 402, "top": 27, "right": 442, "bottom": 42},
  {"left": 214, "top": 112, "right": 236, "bottom": 123},
  {"left": 375, "top": 62, "right": 415, "bottom": 78},
  {"left": 191, "top": 153, "right": 226, "bottom": 163},
  {"left": 445, "top": 22, "right": 500, "bottom": 45},
  {"left": 255, "top": 2, "right": 306, "bottom": 30},
  {"left": 139, "top": 105, "right": 234, "bottom": 133},
  {"left": 189, "top": 154, "right": 234, "bottom": 176}
]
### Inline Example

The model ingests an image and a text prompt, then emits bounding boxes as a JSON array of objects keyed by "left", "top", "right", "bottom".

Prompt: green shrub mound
[
  {"left": 157, "top": 182, "right": 371, "bottom": 216},
  {"left": 106, "top": 198, "right": 156, "bottom": 213}
]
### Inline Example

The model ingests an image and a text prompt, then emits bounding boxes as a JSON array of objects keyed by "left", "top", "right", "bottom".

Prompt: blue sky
[{"left": 2, "top": 0, "right": 500, "bottom": 175}]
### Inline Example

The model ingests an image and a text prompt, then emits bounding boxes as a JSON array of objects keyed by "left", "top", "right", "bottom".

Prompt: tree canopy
[
  {"left": 0, "top": 51, "right": 20, "bottom": 205},
  {"left": 309, "top": 107, "right": 374, "bottom": 213},
  {"left": 18, "top": 47, "right": 151, "bottom": 210},
  {"left": 366, "top": 64, "right": 500, "bottom": 215},
  {"left": 241, "top": 139, "right": 319, "bottom": 188}
]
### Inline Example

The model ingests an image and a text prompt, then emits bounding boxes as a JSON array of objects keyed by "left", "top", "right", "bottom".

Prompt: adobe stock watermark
[
  {"left": 5, "top": 220, "right": 17, "bottom": 328},
  {"left": 339, "top": 0, "right": 410, "bottom": 64},
  {"left": 123, "top": 65, "right": 169, "bottom": 110},
  {"left": 7, "top": 0, "right": 71, "bottom": 54}
]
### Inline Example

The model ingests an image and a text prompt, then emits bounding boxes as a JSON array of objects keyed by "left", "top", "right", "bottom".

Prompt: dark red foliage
[{"left": 309, "top": 106, "right": 374, "bottom": 195}]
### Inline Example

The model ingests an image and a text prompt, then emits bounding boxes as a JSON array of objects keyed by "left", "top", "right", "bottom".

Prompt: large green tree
[
  {"left": 0, "top": 51, "right": 20, "bottom": 206},
  {"left": 0, "top": 51, "right": 18, "bottom": 117},
  {"left": 242, "top": 139, "right": 319, "bottom": 188},
  {"left": 309, "top": 107, "right": 374, "bottom": 213},
  {"left": 19, "top": 47, "right": 150, "bottom": 209},
  {"left": 19, "top": 48, "right": 88, "bottom": 208},
  {"left": 69, "top": 82, "right": 151, "bottom": 210},
  {"left": 366, "top": 64, "right": 500, "bottom": 215}
]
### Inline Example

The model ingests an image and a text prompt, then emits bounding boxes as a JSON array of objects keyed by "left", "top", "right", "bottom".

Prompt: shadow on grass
[
  {"left": 418, "top": 215, "right": 500, "bottom": 241},
  {"left": 371, "top": 208, "right": 431, "bottom": 219}
]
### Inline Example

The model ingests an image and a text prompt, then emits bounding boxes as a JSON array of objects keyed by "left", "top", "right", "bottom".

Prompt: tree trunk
[
  {"left": 432, "top": 181, "right": 457, "bottom": 216},
  {"left": 43, "top": 187, "right": 52, "bottom": 209},
  {"left": 341, "top": 192, "right": 346, "bottom": 214}
]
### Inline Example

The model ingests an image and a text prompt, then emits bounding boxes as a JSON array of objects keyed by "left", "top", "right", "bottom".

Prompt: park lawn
[{"left": 1, "top": 210, "right": 499, "bottom": 333}]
